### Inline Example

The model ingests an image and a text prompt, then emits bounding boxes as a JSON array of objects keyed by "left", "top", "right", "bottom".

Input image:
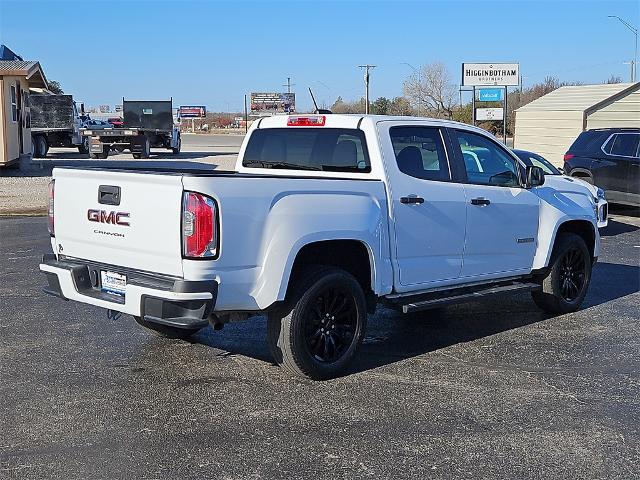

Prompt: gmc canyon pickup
[{"left": 40, "top": 114, "right": 606, "bottom": 380}]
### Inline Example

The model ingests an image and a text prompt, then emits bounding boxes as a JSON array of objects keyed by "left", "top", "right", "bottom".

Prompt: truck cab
[{"left": 40, "top": 114, "right": 602, "bottom": 380}]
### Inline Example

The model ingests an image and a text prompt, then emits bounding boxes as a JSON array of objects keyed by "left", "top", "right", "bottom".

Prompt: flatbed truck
[{"left": 30, "top": 94, "right": 89, "bottom": 157}]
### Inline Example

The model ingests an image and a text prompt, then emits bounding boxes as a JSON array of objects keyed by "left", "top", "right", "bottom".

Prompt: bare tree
[
  {"left": 403, "top": 62, "right": 457, "bottom": 119},
  {"left": 604, "top": 75, "right": 623, "bottom": 84}
]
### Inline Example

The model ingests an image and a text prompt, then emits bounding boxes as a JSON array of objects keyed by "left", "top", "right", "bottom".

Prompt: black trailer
[
  {"left": 30, "top": 95, "right": 88, "bottom": 157},
  {"left": 83, "top": 99, "right": 181, "bottom": 159}
]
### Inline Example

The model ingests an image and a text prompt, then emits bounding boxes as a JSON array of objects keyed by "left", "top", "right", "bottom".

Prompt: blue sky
[{"left": 1, "top": 0, "right": 638, "bottom": 111}]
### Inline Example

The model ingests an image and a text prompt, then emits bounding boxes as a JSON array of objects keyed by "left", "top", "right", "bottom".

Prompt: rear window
[
  {"left": 568, "top": 131, "right": 609, "bottom": 154},
  {"left": 242, "top": 128, "right": 371, "bottom": 172}
]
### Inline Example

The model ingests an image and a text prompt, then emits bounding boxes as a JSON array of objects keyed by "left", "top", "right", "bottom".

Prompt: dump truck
[{"left": 82, "top": 99, "right": 181, "bottom": 159}]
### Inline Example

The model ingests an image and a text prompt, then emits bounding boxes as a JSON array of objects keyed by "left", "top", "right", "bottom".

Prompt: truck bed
[{"left": 30, "top": 94, "right": 74, "bottom": 130}]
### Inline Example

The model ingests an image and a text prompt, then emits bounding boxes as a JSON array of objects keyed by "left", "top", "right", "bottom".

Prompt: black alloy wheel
[
  {"left": 303, "top": 285, "right": 358, "bottom": 363},
  {"left": 558, "top": 247, "right": 587, "bottom": 302}
]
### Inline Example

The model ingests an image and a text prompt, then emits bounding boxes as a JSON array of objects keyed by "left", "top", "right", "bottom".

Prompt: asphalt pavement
[{"left": 1, "top": 212, "right": 639, "bottom": 479}]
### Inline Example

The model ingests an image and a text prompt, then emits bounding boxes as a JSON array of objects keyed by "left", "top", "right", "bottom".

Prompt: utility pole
[
  {"left": 608, "top": 15, "right": 638, "bottom": 83},
  {"left": 283, "top": 77, "right": 295, "bottom": 93},
  {"left": 358, "top": 64, "right": 376, "bottom": 114}
]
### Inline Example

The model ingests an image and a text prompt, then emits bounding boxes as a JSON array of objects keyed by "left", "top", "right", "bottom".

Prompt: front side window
[
  {"left": 389, "top": 126, "right": 450, "bottom": 181},
  {"left": 454, "top": 130, "right": 520, "bottom": 187},
  {"left": 10, "top": 84, "right": 17, "bottom": 122},
  {"left": 607, "top": 133, "right": 640, "bottom": 158},
  {"left": 242, "top": 128, "right": 370, "bottom": 172}
]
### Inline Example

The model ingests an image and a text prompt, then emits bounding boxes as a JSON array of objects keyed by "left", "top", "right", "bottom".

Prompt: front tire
[
  {"left": 134, "top": 316, "right": 202, "bottom": 339},
  {"left": 172, "top": 135, "right": 181, "bottom": 155},
  {"left": 532, "top": 233, "right": 592, "bottom": 314},
  {"left": 77, "top": 137, "right": 89, "bottom": 154},
  {"left": 267, "top": 267, "right": 367, "bottom": 380}
]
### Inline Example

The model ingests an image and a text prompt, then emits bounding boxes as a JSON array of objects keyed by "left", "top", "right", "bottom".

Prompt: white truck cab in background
[{"left": 40, "top": 114, "right": 605, "bottom": 379}]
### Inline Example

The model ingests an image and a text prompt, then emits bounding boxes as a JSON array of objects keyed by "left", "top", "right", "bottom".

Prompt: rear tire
[
  {"left": 33, "top": 135, "right": 48, "bottom": 158},
  {"left": 572, "top": 173, "right": 593, "bottom": 185},
  {"left": 532, "top": 233, "right": 592, "bottom": 314},
  {"left": 267, "top": 267, "right": 367, "bottom": 380},
  {"left": 134, "top": 316, "right": 202, "bottom": 339},
  {"left": 139, "top": 136, "right": 150, "bottom": 159}
]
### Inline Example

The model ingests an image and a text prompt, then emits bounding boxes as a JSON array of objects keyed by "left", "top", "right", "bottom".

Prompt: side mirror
[{"left": 525, "top": 165, "right": 545, "bottom": 188}]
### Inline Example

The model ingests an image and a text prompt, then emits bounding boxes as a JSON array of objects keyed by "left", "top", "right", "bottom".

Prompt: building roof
[
  {"left": 0, "top": 45, "right": 23, "bottom": 61},
  {"left": 516, "top": 82, "right": 640, "bottom": 113},
  {"left": 0, "top": 60, "right": 48, "bottom": 88}
]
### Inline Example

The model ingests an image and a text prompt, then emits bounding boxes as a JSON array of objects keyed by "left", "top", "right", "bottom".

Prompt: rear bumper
[{"left": 39, "top": 254, "right": 217, "bottom": 328}]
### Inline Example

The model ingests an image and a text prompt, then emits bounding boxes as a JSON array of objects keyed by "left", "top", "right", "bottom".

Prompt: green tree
[
  {"left": 371, "top": 97, "right": 391, "bottom": 115},
  {"left": 47, "top": 80, "right": 64, "bottom": 94},
  {"left": 388, "top": 96, "right": 413, "bottom": 116}
]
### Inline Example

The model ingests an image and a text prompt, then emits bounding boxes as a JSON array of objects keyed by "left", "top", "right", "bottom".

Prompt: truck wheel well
[
  {"left": 289, "top": 240, "right": 375, "bottom": 310},
  {"left": 555, "top": 220, "right": 595, "bottom": 261}
]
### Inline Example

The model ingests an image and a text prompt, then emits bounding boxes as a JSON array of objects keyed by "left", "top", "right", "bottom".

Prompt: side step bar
[{"left": 389, "top": 281, "right": 541, "bottom": 314}]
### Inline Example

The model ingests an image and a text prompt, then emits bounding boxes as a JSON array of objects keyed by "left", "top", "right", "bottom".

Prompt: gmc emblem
[{"left": 87, "top": 209, "right": 130, "bottom": 226}]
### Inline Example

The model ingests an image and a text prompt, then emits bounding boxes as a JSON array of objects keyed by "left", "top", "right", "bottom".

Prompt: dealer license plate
[{"left": 101, "top": 270, "right": 127, "bottom": 297}]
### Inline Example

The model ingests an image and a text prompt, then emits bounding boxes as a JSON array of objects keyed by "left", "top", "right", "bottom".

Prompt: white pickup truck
[{"left": 40, "top": 114, "right": 607, "bottom": 379}]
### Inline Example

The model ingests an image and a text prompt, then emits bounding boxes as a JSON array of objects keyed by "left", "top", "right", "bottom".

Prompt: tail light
[
  {"left": 48, "top": 180, "right": 55, "bottom": 236},
  {"left": 563, "top": 153, "right": 574, "bottom": 161},
  {"left": 182, "top": 192, "right": 218, "bottom": 258},
  {"left": 287, "top": 116, "right": 326, "bottom": 126}
]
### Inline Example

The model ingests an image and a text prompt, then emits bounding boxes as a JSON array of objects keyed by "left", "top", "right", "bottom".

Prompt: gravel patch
[{"left": 0, "top": 175, "right": 50, "bottom": 215}]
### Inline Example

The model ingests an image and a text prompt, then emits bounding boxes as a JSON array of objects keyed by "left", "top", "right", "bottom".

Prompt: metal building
[{"left": 514, "top": 83, "right": 640, "bottom": 165}]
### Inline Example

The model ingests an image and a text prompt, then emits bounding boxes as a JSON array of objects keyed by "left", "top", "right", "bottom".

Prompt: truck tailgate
[{"left": 53, "top": 168, "right": 184, "bottom": 277}]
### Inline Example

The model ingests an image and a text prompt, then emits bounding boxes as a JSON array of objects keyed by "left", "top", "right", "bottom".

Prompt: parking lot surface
[{"left": 1, "top": 212, "right": 639, "bottom": 479}]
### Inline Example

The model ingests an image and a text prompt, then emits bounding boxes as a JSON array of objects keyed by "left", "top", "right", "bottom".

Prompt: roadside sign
[
  {"left": 179, "top": 105, "right": 206, "bottom": 118},
  {"left": 478, "top": 88, "right": 504, "bottom": 102},
  {"left": 462, "top": 63, "right": 519, "bottom": 86},
  {"left": 476, "top": 107, "right": 504, "bottom": 121},
  {"left": 250, "top": 93, "right": 296, "bottom": 113}
]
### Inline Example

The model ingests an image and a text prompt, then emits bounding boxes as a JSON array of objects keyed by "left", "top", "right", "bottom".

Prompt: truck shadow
[
  {"left": 600, "top": 219, "right": 639, "bottom": 237},
  {"left": 192, "top": 261, "right": 640, "bottom": 378}
]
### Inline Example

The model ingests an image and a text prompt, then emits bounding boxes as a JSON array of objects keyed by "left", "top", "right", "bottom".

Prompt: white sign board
[
  {"left": 463, "top": 63, "right": 519, "bottom": 86},
  {"left": 476, "top": 108, "right": 504, "bottom": 121}
]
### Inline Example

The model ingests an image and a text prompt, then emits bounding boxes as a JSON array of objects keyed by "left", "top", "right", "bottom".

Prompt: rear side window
[
  {"left": 242, "top": 128, "right": 370, "bottom": 172},
  {"left": 389, "top": 126, "right": 450, "bottom": 181},
  {"left": 606, "top": 133, "right": 640, "bottom": 158}
]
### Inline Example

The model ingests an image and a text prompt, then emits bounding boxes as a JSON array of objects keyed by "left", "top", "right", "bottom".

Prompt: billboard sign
[
  {"left": 478, "top": 88, "right": 504, "bottom": 102},
  {"left": 463, "top": 63, "right": 519, "bottom": 86},
  {"left": 476, "top": 107, "right": 504, "bottom": 121},
  {"left": 250, "top": 92, "right": 295, "bottom": 113},
  {"left": 179, "top": 105, "right": 206, "bottom": 118}
]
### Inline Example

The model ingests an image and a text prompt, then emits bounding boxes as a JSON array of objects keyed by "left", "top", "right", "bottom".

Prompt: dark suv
[{"left": 563, "top": 128, "right": 639, "bottom": 206}]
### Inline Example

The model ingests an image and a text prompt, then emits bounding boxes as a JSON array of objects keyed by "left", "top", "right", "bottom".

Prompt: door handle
[
  {"left": 400, "top": 196, "right": 425, "bottom": 204},
  {"left": 470, "top": 197, "right": 491, "bottom": 206}
]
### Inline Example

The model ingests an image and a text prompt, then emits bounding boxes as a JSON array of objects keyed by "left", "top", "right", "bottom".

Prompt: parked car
[
  {"left": 563, "top": 128, "right": 640, "bottom": 207},
  {"left": 84, "top": 119, "right": 111, "bottom": 129},
  {"left": 107, "top": 117, "right": 124, "bottom": 128},
  {"left": 514, "top": 149, "right": 607, "bottom": 228},
  {"left": 41, "top": 115, "right": 603, "bottom": 380}
]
